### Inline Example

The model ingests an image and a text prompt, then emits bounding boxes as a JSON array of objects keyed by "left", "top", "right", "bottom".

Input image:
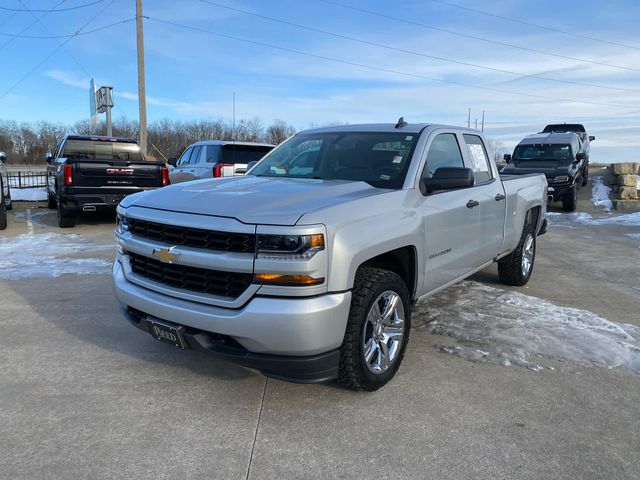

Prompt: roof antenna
[{"left": 395, "top": 116, "right": 408, "bottom": 128}]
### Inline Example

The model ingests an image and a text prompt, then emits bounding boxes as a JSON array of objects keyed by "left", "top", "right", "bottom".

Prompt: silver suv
[{"left": 168, "top": 141, "right": 274, "bottom": 184}]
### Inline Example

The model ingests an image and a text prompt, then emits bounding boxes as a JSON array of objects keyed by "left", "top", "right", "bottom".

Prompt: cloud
[{"left": 44, "top": 70, "right": 89, "bottom": 89}]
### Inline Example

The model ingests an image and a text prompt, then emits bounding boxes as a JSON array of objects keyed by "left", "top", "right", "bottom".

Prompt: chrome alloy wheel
[
  {"left": 521, "top": 232, "right": 535, "bottom": 277},
  {"left": 362, "top": 290, "right": 405, "bottom": 375}
]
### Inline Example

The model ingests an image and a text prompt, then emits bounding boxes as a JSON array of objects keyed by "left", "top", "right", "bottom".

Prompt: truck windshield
[
  {"left": 251, "top": 132, "right": 418, "bottom": 189},
  {"left": 220, "top": 144, "right": 273, "bottom": 164},
  {"left": 62, "top": 140, "right": 144, "bottom": 161},
  {"left": 513, "top": 144, "right": 574, "bottom": 162}
]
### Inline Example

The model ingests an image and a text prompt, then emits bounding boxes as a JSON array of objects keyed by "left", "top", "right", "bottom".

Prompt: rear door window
[
  {"left": 463, "top": 134, "right": 493, "bottom": 184},
  {"left": 423, "top": 133, "right": 464, "bottom": 178},
  {"left": 188, "top": 146, "right": 203, "bottom": 164},
  {"left": 176, "top": 147, "right": 193, "bottom": 166}
]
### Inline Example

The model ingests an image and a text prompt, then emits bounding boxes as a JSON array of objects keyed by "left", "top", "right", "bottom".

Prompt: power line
[
  {"left": 0, "top": 1, "right": 104, "bottom": 13},
  {"left": 427, "top": 0, "right": 640, "bottom": 52},
  {"left": 0, "top": 0, "right": 115, "bottom": 102},
  {"left": 317, "top": 0, "right": 640, "bottom": 74},
  {"left": 198, "top": 0, "right": 640, "bottom": 95},
  {"left": 0, "top": 18, "right": 136, "bottom": 39},
  {"left": 0, "top": 0, "right": 67, "bottom": 52},
  {"left": 146, "top": 16, "right": 636, "bottom": 111}
]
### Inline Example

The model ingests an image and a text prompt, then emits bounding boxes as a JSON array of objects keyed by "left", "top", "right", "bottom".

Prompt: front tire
[
  {"left": 47, "top": 191, "right": 57, "bottom": 209},
  {"left": 498, "top": 223, "right": 536, "bottom": 286},
  {"left": 0, "top": 185, "right": 7, "bottom": 230},
  {"left": 338, "top": 267, "right": 411, "bottom": 391},
  {"left": 562, "top": 185, "right": 577, "bottom": 212},
  {"left": 5, "top": 189, "right": 12, "bottom": 210}
]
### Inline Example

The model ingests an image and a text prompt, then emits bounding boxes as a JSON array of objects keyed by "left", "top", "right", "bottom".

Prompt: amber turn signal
[{"left": 255, "top": 273, "right": 325, "bottom": 286}]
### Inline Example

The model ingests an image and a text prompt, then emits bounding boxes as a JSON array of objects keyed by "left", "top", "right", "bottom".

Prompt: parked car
[
  {"left": 113, "top": 121, "right": 547, "bottom": 391},
  {"left": 502, "top": 132, "right": 587, "bottom": 212},
  {"left": 541, "top": 123, "right": 595, "bottom": 159},
  {"left": 168, "top": 140, "right": 274, "bottom": 184},
  {"left": 46, "top": 135, "right": 170, "bottom": 228},
  {"left": 0, "top": 151, "right": 11, "bottom": 230}
]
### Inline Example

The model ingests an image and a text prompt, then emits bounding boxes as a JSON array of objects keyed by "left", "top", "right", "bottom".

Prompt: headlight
[
  {"left": 554, "top": 176, "right": 570, "bottom": 183},
  {"left": 256, "top": 234, "right": 324, "bottom": 260},
  {"left": 115, "top": 213, "right": 129, "bottom": 235}
]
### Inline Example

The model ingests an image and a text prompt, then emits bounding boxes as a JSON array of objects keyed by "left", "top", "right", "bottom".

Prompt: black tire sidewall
[{"left": 349, "top": 270, "right": 411, "bottom": 389}]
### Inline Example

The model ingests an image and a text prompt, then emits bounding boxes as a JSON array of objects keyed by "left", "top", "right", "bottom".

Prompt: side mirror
[
  {"left": 588, "top": 135, "right": 595, "bottom": 141},
  {"left": 45, "top": 152, "right": 54, "bottom": 164},
  {"left": 503, "top": 154, "right": 511, "bottom": 163},
  {"left": 420, "top": 167, "right": 475, "bottom": 195},
  {"left": 0, "top": 151, "right": 6, "bottom": 164},
  {"left": 167, "top": 158, "right": 177, "bottom": 167},
  {"left": 246, "top": 160, "right": 258, "bottom": 173}
]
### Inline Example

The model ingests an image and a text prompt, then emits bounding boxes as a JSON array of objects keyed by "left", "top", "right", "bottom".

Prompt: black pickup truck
[
  {"left": 46, "top": 135, "right": 169, "bottom": 227},
  {"left": 502, "top": 132, "right": 587, "bottom": 212}
]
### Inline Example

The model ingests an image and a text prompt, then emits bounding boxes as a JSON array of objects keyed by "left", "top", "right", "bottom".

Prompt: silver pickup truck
[{"left": 113, "top": 122, "right": 547, "bottom": 391}]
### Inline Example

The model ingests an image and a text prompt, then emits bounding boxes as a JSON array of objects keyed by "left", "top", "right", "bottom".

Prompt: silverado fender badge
[{"left": 152, "top": 247, "right": 180, "bottom": 264}]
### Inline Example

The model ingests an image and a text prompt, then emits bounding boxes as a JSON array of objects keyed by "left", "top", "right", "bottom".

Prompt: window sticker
[
  {"left": 467, "top": 143, "right": 488, "bottom": 172},
  {"left": 392, "top": 155, "right": 403, "bottom": 164}
]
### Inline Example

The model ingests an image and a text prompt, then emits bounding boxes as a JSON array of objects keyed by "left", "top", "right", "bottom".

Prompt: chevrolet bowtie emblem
[{"left": 152, "top": 247, "right": 180, "bottom": 264}]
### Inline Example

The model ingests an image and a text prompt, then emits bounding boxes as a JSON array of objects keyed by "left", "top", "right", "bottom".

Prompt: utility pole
[
  {"left": 481, "top": 110, "right": 485, "bottom": 132},
  {"left": 136, "top": 0, "right": 147, "bottom": 156},
  {"left": 467, "top": 107, "right": 471, "bottom": 128}
]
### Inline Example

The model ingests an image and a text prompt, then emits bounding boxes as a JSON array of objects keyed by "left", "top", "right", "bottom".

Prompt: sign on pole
[{"left": 89, "top": 78, "right": 98, "bottom": 125}]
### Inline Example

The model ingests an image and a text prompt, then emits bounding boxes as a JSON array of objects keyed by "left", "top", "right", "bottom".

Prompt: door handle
[
  {"left": 495, "top": 194, "right": 506, "bottom": 201},
  {"left": 466, "top": 200, "right": 479, "bottom": 208}
]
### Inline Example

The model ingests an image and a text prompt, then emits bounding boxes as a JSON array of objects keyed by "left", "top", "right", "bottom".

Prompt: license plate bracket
[{"left": 149, "top": 320, "right": 186, "bottom": 349}]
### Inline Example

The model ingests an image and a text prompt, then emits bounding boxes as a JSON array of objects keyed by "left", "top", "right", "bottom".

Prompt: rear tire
[
  {"left": 498, "top": 223, "right": 535, "bottom": 286},
  {"left": 56, "top": 194, "right": 76, "bottom": 228},
  {"left": 581, "top": 165, "right": 589, "bottom": 186},
  {"left": 337, "top": 267, "right": 411, "bottom": 391},
  {"left": 562, "top": 185, "right": 577, "bottom": 212},
  {"left": 5, "top": 189, "right": 12, "bottom": 210}
]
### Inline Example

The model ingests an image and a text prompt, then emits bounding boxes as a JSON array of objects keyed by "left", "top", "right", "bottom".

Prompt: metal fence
[{"left": 7, "top": 171, "right": 48, "bottom": 189}]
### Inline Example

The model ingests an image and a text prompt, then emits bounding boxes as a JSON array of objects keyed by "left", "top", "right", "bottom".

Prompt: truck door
[
  {"left": 169, "top": 146, "right": 193, "bottom": 184},
  {"left": 420, "top": 132, "right": 480, "bottom": 293},
  {"left": 462, "top": 134, "right": 505, "bottom": 261}
]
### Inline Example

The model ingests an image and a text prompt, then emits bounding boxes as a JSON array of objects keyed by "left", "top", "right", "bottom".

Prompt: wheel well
[
  {"left": 359, "top": 246, "right": 417, "bottom": 299},
  {"left": 528, "top": 206, "right": 541, "bottom": 232}
]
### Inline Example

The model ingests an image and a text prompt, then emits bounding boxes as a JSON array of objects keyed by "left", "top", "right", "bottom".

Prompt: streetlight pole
[{"left": 136, "top": 0, "right": 147, "bottom": 156}]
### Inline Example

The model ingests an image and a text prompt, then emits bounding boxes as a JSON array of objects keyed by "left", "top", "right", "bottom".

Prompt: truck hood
[
  {"left": 124, "top": 176, "right": 389, "bottom": 225},
  {"left": 502, "top": 161, "right": 573, "bottom": 180}
]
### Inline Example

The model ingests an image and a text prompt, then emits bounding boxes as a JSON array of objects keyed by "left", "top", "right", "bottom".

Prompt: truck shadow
[{"left": 5, "top": 274, "right": 258, "bottom": 383}]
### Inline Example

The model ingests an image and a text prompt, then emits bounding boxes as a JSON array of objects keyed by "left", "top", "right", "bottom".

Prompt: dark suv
[
  {"left": 502, "top": 132, "right": 587, "bottom": 212},
  {"left": 46, "top": 135, "right": 169, "bottom": 227},
  {"left": 542, "top": 123, "right": 595, "bottom": 159}
]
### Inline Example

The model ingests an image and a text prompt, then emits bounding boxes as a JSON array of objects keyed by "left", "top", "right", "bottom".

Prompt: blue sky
[{"left": 1, "top": 0, "right": 639, "bottom": 161}]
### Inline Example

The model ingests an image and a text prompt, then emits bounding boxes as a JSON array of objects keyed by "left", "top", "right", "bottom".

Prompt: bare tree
[
  {"left": 486, "top": 139, "right": 506, "bottom": 164},
  {"left": 265, "top": 119, "right": 296, "bottom": 145}
]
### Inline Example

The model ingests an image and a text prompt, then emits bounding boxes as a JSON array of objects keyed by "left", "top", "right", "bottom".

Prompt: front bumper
[
  {"left": 547, "top": 183, "right": 573, "bottom": 202},
  {"left": 113, "top": 260, "right": 352, "bottom": 382}
]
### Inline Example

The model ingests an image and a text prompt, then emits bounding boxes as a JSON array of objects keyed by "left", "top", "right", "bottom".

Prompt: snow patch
[
  {"left": 0, "top": 233, "right": 111, "bottom": 280},
  {"left": 414, "top": 282, "right": 640, "bottom": 374},
  {"left": 10, "top": 187, "right": 47, "bottom": 201},
  {"left": 591, "top": 176, "right": 612, "bottom": 211},
  {"left": 547, "top": 211, "right": 640, "bottom": 227}
]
